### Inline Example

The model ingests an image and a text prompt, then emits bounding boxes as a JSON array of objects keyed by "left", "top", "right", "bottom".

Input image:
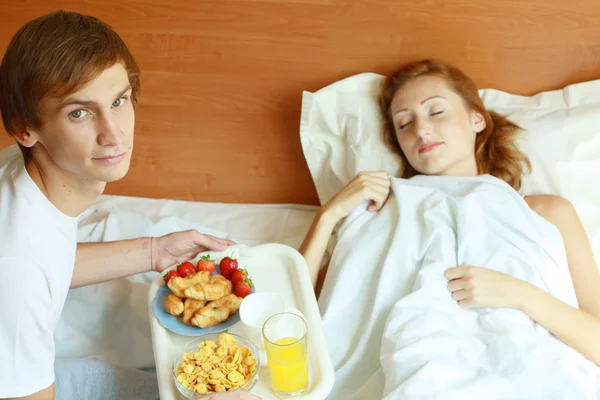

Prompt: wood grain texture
[{"left": 1, "top": 0, "right": 600, "bottom": 204}]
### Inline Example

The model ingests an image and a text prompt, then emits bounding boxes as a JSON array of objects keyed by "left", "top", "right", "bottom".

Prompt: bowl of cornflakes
[{"left": 173, "top": 332, "right": 260, "bottom": 399}]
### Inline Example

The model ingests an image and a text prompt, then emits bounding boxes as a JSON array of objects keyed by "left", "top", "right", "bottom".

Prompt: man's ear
[
  {"left": 12, "top": 128, "right": 39, "bottom": 148},
  {"left": 471, "top": 111, "right": 486, "bottom": 134}
]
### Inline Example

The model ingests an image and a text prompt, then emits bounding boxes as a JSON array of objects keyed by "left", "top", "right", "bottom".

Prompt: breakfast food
[
  {"left": 163, "top": 254, "right": 254, "bottom": 329},
  {"left": 164, "top": 270, "right": 180, "bottom": 284},
  {"left": 191, "top": 294, "right": 244, "bottom": 328},
  {"left": 177, "top": 261, "right": 197, "bottom": 278},
  {"left": 184, "top": 274, "right": 233, "bottom": 301},
  {"left": 168, "top": 271, "right": 210, "bottom": 298},
  {"left": 234, "top": 279, "right": 253, "bottom": 299},
  {"left": 176, "top": 332, "right": 257, "bottom": 394},
  {"left": 219, "top": 256, "right": 238, "bottom": 279},
  {"left": 230, "top": 268, "right": 248, "bottom": 286},
  {"left": 164, "top": 293, "right": 185, "bottom": 316},
  {"left": 183, "top": 298, "right": 206, "bottom": 325},
  {"left": 196, "top": 255, "right": 216, "bottom": 274}
]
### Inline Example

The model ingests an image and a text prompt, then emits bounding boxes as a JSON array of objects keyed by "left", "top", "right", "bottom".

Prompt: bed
[{"left": 1, "top": 0, "right": 600, "bottom": 399}]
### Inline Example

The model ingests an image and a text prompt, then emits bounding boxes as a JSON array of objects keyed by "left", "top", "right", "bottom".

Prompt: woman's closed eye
[{"left": 399, "top": 121, "right": 411, "bottom": 130}]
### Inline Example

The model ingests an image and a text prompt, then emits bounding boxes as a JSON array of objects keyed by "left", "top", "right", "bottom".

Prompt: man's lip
[
  {"left": 419, "top": 142, "right": 443, "bottom": 153},
  {"left": 93, "top": 151, "right": 127, "bottom": 160}
]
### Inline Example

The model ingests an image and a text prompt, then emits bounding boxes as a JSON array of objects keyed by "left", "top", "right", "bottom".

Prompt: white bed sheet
[
  {"left": 56, "top": 195, "right": 318, "bottom": 370},
  {"left": 77, "top": 194, "right": 319, "bottom": 249}
]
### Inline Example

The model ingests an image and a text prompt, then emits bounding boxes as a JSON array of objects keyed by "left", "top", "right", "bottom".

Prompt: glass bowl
[{"left": 172, "top": 332, "right": 260, "bottom": 399}]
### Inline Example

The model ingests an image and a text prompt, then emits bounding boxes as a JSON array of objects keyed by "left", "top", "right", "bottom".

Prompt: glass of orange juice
[{"left": 262, "top": 312, "right": 309, "bottom": 397}]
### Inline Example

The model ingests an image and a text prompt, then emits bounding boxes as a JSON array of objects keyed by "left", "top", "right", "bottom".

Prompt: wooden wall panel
[{"left": 1, "top": 0, "right": 600, "bottom": 204}]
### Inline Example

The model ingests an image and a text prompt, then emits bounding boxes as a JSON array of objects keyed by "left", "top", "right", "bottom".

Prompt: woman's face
[{"left": 390, "top": 74, "right": 486, "bottom": 177}]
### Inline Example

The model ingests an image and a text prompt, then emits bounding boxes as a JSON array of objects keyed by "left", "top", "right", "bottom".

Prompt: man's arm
[
  {"left": 72, "top": 230, "right": 234, "bottom": 288},
  {"left": 4, "top": 385, "right": 54, "bottom": 400},
  {"left": 72, "top": 238, "right": 152, "bottom": 288}
]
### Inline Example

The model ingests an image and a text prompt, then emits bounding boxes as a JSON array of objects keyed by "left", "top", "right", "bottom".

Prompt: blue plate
[{"left": 152, "top": 267, "right": 254, "bottom": 336}]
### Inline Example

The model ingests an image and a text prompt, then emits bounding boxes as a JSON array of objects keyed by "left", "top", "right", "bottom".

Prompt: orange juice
[{"left": 265, "top": 336, "right": 308, "bottom": 393}]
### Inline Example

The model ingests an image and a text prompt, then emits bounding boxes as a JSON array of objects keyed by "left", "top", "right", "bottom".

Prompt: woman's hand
[
  {"left": 322, "top": 171, "right": 391, "bottom": 222},
  {"left": 444, "top": 264, "right": 532, "bottom": 309},
  {"left": 299, "top": 171, "right": 391, "bottom": 288}
]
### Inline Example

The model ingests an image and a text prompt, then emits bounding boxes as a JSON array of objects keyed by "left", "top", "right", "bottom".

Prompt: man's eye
[
  {"left": 70, "top": 109, "right": 86, "bottom": 119},
  {"left": 112, "top": 96, "right": 128, "bottom": 108}
]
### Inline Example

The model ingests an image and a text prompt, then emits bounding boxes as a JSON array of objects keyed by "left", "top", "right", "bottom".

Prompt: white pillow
[{"left": 299, "top": 72, "right": 600, "bottom": 249}]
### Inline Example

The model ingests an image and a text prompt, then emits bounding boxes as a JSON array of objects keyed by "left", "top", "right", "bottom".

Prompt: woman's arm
[
  {"left": 298, "top": 209, "right": 339, "bottom": 287},
  {"left": 446, "top": 194, "right": 600, "bottom": 365},
  {"left": 521, "top": 195, "right": 600, "bottom": 364},
  {"left": 298, "top": 171, "right": 391, "bottom": 288}
]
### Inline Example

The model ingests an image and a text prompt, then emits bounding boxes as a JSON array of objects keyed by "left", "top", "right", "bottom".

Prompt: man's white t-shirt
[{"left": 0, "top": 145, "right": 78, "bottom": 397}]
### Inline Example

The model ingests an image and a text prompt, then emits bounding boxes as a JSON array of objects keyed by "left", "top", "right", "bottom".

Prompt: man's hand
[
  {"left": 5, "top": 383, "right": 54, "bottom": 400},
  {"left": 151, "top": 230, "right": 236, "bottom": 272},
  {"left": 205, "top": 392, "right": 261, "bottom": 400}
]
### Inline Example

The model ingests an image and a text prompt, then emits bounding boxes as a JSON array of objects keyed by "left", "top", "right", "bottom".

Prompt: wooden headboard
[{"left": 2, "top": 0, "right": 600, "bottom": 205}]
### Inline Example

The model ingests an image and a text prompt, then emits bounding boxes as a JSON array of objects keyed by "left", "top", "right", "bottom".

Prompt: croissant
[
  {"left": 206, "top": 294, "right": 243, "bottom": 315},
  {"left": 184, "top": 275, "right": 233, "bottom": 301},
  {"left": 210, "top": 274, "right": 233, "bottom": 294},
  {"left": 191, "top": 305, "right": 231, "bottom": 329},
  {"left": 164, "top": 293, "right": 184, "bottom": 316},
  {"left": 167, "top": 270, "right": 210, "bottom": 297},
  {"left": 183, "top": 298, "right": 206, "bottom": 325}
]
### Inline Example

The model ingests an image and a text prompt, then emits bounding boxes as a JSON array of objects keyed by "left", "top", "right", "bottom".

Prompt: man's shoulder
[
  {"left": 0, "top": 144, "right": 22, "bottom": 170},
  {"left": 0, "top": 257, "right": 50, "bottom": 297},
  {"left": 0, "top": 144, "right": 23, "bottom": 191},
  {"left": 0, "top": 256, "right": 43, "bottom": 273},
  {"left": 0, "top": 148, "right": 37, "bottom": 257}
]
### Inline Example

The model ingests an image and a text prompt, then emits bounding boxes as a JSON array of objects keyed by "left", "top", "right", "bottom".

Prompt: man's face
[{"left": 27, "top": 62, "right": 135, "bottom": 183}]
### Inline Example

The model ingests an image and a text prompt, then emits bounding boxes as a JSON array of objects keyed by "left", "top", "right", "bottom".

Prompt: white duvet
[{"left": 318, "top": 174, "right": 600, "bottom": 399}]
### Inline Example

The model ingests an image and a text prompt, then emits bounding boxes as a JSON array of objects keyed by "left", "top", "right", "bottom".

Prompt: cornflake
[{"left": 176, "top": 333, "right": 257, "bottom": 394}]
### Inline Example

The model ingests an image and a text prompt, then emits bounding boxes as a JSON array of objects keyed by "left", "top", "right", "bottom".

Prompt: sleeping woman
[{"left": 298, "top": 60, "right": 600, "bottom": 398}]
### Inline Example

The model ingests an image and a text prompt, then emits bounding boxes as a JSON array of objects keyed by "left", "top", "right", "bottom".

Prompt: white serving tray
[{"left": 147, "top": 243, "right": 334, "bottom": 400}]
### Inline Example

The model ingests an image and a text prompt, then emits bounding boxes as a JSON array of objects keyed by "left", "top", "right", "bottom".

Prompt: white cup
[{"left": 239, "top": 292, "right": 305, "bottom": 364}]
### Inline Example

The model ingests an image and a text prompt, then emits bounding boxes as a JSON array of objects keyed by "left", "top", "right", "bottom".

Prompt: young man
[{"left": 0, "top": 10, "right": 260, "bottom": 400}]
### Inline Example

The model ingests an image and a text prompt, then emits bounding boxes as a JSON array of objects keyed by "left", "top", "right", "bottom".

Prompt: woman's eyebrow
[{"left": 394, "top": 95, "right": 446, "bottom": 115}]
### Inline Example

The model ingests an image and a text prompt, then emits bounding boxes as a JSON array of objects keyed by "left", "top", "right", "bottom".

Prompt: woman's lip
[{"left": 419, "top": 142, "right": 443, "bottom": 153}]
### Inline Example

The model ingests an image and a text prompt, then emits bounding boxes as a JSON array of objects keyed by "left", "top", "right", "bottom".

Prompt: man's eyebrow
[{"left": 57, "top": 85, "right": 132, "bottom": 110}]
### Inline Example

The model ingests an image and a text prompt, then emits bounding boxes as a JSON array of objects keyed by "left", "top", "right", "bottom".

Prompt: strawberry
[
  {"left": 196, "top": 255, "right": 216, "bottom": 274},
  {"left": 231, "top": 268, "right": 248, "bottom": 286},
  {"left": 234, "top": 278, "right": 253, "bottom": 298},
  {"left": 177, "top": 261, "right": 196, "bottom": 278},
  {"left": 219, "top": 256, "right": 238, "bottom": 279},
  {"left": 164, "top": 270, "right": 180, "bottom": 285}
]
